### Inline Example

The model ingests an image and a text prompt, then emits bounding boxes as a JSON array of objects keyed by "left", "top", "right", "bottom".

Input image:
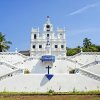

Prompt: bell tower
[
  {"left": 30, "top": 17, "right": 66, "bottom": 57},
  {"left": 43, "top": 16, "right": 53, "bottom": 32}
]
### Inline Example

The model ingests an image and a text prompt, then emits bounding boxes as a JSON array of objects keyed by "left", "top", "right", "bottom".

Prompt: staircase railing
[
  {"left": 81, "top": 61, "right": 100, "bottom": 69},
  {"left": 13, "top": 56, "right": 34, "bottom": 65},
  {"left": 0, "top": 52, "right": 27, "bottom": 59},
  {"left": 76, "top": 68, "right": 100, "bottom": 81},
  {"left": 67, "top": 53, "right": 81, "bottom": 59},
  {"left": 14, "top": 56, "right": 40, "bottom": 66},
  {"left": 0, "top": 61, "right": 18, "bottom": 70},
  {"left": 66, "top": 58, "right": 83, "bottom": 66},
  {"left": 68, "top": 52, "right": 100, "bottom": 59},
  {"left": 0, "top": 69, "right": 22, "bottom": 81}
]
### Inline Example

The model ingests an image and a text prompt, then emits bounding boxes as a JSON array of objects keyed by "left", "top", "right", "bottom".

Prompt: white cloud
[{"left": 68, "top": 2, "right": 100, "bottom": 16}]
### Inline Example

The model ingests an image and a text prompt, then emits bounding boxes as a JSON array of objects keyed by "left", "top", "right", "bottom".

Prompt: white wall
[{"left": 0, "top": 74, "right": 100, "bottom": 92}]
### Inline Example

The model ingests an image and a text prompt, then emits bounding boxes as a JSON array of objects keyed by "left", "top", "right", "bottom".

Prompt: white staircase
[
  {"left": 13, "top": 56, "right": 35, "bottom": 66},
  {"left": 81, "top": 61, "right": 100, "bottom": 69},
  {"left": 0, "top": 69, "right": 22, "bottom": 81},
  {"left": 0, "top": 61, "right": 23, "bottom": 81},
  {"left": 0, "top": 52, "right": 27, "bottom": 64},
  {"left": 76, "top": 67, "right": 100, "bottom": 81},
  {"left": 66, "top": 58, "right": 83, "bottom": 66},
  {"left": 69, "top": 52, "right": 100, "bottom": 65}
]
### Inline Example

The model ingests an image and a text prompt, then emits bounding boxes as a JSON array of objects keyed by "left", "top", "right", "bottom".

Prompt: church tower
[
  {"left": 43, "top": 16, "right": 53, "bottom": 32},
  {"left": 30, "top": 16, "right": 66, "bottom": 57}
]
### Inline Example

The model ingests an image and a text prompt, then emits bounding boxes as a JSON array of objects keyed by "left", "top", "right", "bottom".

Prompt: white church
[{"left": 0, "top": 16, "right": 100, "bottom": 92}]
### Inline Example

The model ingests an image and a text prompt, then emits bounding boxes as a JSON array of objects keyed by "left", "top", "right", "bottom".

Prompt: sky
[{"left": 0, "top": 0, "right": 100, "bottom": 51}]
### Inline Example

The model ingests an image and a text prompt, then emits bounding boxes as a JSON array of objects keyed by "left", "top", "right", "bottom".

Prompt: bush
[
  {"left": 24, "top": 69, "right": 30, "bottom": 74},
  {"left": 69, "top": 69, "right": 76, "bottom": 74},
  {"left": 67, "top": 48, "right": 81, "bottom": 56},
  {"left": 48, "top": 89, "right": 54, "bottom": 94}
]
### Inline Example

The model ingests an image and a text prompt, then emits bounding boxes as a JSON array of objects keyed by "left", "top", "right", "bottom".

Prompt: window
[
  {"left": 61, "top": 45, "right": 64, "bottom": 48},
  {"left": 46, "top": 25, "right": 50, "bottom": 28},
  {"left": 46, "top": 25, "right": 50, "bottom": 31},
  {"left": 34, "top": 34, "right": 36, "bottom": 39},
  {"left": 47, "top": 29, "right": 50, "bottom": 31},
  {"left": 55, "top": 45, "right": 58, "bottom": 48},
  {"left": 60, "top": 33, "right": 63, "bottom": 38},
  {"left": 33, "top": 45, "right": 35, "bottom": 49},
  {"left": 39, "top": 45, "right": 42, "bottom": 48},
  {"left": 47, "top": 34, "right": 49, "bottom": 37}
]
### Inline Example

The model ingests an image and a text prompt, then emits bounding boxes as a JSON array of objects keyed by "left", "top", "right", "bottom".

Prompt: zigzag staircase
[
  {"left": 0, "top": 61, "right": 23, "bottom": 81},
  {"left": 14, "top": 56, "right": 35, "bottom": 66},
  {"left": 81, "top": 61, "right": 100, "bottom": 69},
  {"left": 76, "top": 67, "right": 100, "bottom": 81},
  {"left": 68, "top": 52, "right": 100, "bottom": 59}
]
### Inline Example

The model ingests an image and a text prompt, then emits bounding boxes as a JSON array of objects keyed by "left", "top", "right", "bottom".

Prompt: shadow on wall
[
  {"left": 31, "top": 60, "right": 47, "bottom": 74},
  {"left": 31, "top": 59, "right": 53, "bottom": 74},
  {"left": 40, "top": 75, "right": 49, "bottom": 86}
]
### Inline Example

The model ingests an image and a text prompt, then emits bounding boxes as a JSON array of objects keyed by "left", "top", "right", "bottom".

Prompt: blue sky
[{"left": 0, "top": 0, "right": 100, "bottom": 51}]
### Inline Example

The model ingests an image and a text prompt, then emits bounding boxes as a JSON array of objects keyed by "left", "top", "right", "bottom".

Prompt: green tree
[
  {"left": 83, "top": 38, "right": 92, "bottom": 48},
  {"left": 0, "top": 32, "right": 12, "bottom": 52},
  {"left": 67, "top": 48, "right": 81, "bottom": 56},
  {"left": 89, "top": 44, "right": 98, "bottom": 52},
  {"left": 67, "top": 38, "right": 100, "bottom": 55},
  {"left": 96, "top": 45, "right": 100, "bottom": 52}
]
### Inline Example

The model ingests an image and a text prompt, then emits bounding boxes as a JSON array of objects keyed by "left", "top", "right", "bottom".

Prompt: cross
[{"left": 46, "top": 65, "right": 51, "bottom": 74}]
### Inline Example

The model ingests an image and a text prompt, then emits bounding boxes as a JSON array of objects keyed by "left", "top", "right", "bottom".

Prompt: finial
[
  {"left": 47, "top": 16, "right": 50, "bottom": 18},
  {"left": 46, "top": 16, "right": 50, "bottom": 24}
]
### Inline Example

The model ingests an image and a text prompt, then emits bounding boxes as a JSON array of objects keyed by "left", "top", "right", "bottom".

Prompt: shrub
[
  {"left": 24, "top": 69, "right": 30, "bottom": 74},
  {"left": 69, "top": 69, "right": 76, "bottom": 74},
  {"left": 48, "top": 89, "right": 54, "bottom": 94}
]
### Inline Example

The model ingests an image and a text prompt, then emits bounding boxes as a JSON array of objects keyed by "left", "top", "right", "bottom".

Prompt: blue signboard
[{"left": 41, "top": 55, "right": 55, "bottom": 62}]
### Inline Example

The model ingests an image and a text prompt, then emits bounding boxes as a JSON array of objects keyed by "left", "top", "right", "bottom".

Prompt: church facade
[{"left": 30, "top": 16, "right": 66, "bottom": 57}]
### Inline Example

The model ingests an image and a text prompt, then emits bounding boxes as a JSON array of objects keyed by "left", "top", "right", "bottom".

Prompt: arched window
[
  {"left": 39, "top": 45, "right": 42, "bottom": 48},
  {"left": 55, "top": 45, "right": 58, "bottom": 48},
  {"left": 61, "top": 45, "right": 64, "bottom": 48},
  {"left": 33, "top": 45, "right": 35, "bottom": 49},
  {"left": 34, "top": 34, "right": 37, "bottom": 39}
]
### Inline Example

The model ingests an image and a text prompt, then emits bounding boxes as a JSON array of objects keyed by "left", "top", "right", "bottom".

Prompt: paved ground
[{"left": 0, "top": 95, "right": 100, "bottom": 100}]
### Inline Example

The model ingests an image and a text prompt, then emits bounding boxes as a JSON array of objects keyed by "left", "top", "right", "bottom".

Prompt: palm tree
[
  {"left": 83, "top": 38, "right": 92, "bottom": 48},
  {"left": 0, "top": 32, "right": 12, "bottom": 52}
]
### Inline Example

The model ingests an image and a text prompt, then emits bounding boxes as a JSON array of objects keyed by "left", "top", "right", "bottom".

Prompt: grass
[
  {"left": 0, "top": 90, "right": 100, "bottom": 95},
  {"left": 0, "top": 91, "right": 100, "bottom": 100}
]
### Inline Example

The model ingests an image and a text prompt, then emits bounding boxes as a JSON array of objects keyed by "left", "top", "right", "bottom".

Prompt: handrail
[
  {"left": 66, "top": 58, "right": 83, "bottom": 66},
  {"left": 17, "top": 53, "right": 27, "bottom": 58},
  {"left": 68, "top": 52, "right": 100, "bottom": 59},
  {"left": 81, "top": 61, "right": 100, "bottom": 69},
  {"left": 0, "top": 61, "right": 18, "bottom": 70},
  {"left": 0, "top": 69, "right": 22, "bottom": 81},
  {"left": 14, "top": 56, "right": 40, "bottom": 65},
  {"left": 81, "top": 52, "right": 100, "bottom": 55},
  {"left": 0, "top": 52, "right": 27, "bottom": 58},
  {"left": 0, "top": 52, "right": 18, "bottom": 55},
  {"left": 14, "top": 56, "right": 34, "bottom": 65},
  {"left": 67, "top": 53, "right": 81, "bottom": 59},
  {"left": 76, "top": 68, "right": 100, "bottom": 81}
]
